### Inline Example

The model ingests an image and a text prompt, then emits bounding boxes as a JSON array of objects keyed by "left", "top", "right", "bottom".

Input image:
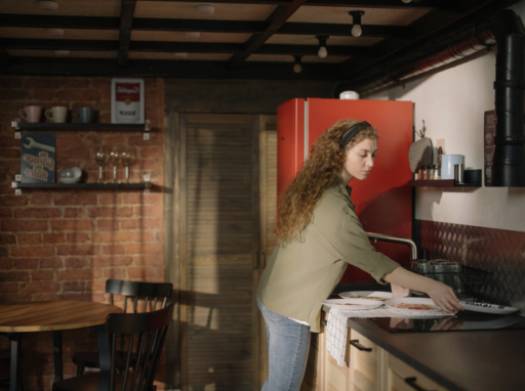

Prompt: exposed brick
[
  {"left": 1, "top": 219, "right": 48, "bottom": 232},
  {"left": 55, "top": 269, "right": 92, "bottom": 281},
  {"left": 56, "top": 244, "right": 95, "bottom": 256},
  {"left": 42, "top": 233, "right": 67, "bottom": 244},
  {"left": 17, "top": 233, "right": 43, "bottom": 245},
  {"left": 64, "top": 257, "right": 92, "bottom": 268},
  {"left": 14, "top": 258, "right": 40, "bottom": 269},
  {"left": 0, "top": 271, "right": 30, "bottom": 282},
  {"left": 29, "top": 193, "right": 54, "bottom": 205},
  {"left": 92, "top": 255, "right": 133, "bottom": 267},
  {"left": 50, "top": 219, "right": 94, "bottom": 231},
  {"left": 31, "top": 270, "right": 55, "bottom": 281},
  {"left": 18, "top": 281, "right": 61, "bottom": 295},
  {"left": 53, "top": 193, "right": 97, "bottom": 205},
  {"left": 10, "top": 246, "right": 55, "bottom": 258},
  {"left": 63, "top": 207, "right": 86, "bottom": 218},
  {"left": 0, "top": 208, "right": 13, "bottom": 218},
  {"left": 14, "top": 207, "right": 62, "bottom": 218},
  {"left": 92, "top": 230, "right": 158, "bottom": 243},
  {"left": 66, "top": 232, "right": 91, "bottom": 243},
  {"left": 39, "top": 258, "right": 63, "bottom": 268},
  {"left": 0, "top": 233, "right": 16, "bottom": 244},
  {"left": 87, "top": 206, "right": 134, "bottom": 218}
]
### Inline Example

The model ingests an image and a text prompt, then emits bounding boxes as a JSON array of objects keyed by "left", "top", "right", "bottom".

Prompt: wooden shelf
[
  {"left": 14, "top": 182, "right": 152, "bottom": 191},
  {"left": 12, "top": 120, "right": 150, "bottom": 132},
  {"left": 413, "top": 179, "right": 481, "bottom": 188}
]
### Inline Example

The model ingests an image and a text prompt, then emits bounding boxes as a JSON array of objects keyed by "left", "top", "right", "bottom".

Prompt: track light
[
  {"left": 349, "top": 10, "right": 365, "bottom": 38},
  {"left": 293, "top": 55, "right": 303, "bottom": 74},
  {"left": 317, "top": 35, "right": 328, "bottom": 59}
]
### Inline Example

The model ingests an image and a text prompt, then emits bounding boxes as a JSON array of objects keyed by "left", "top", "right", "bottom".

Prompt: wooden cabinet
[
  {"left": 386, "top": 354, "right": 447, "bottom": 391},
  {"left": 313, "top": 328, "right": 447, "bottom": 391},
  {"left": 348, "top": 329, "right": 386, "bottom": 391},
  {"left": 311, "top": 328, "right": 386, "bottom": 391}
]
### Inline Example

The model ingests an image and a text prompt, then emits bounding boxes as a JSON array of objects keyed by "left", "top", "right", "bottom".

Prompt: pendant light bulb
[
  {"left": 349, "top": 10, "right": 365, "bottom": 38},
  {"left": 293, "top": 55, "right": 303, "bottom": 74},
  {"left": 316, "top": 35, "right": 329, "bottom": 59},
  {"left": 351, "top": 24, "right": 363, "bottom": 38},
  {"left": 318, "top": 46, "right": 328, "bottom": 59}
]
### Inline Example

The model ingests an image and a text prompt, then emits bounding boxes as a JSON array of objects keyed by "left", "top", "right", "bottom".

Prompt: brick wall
[{"left": 0, "top": 76, "right": 166, "bottom": 388}]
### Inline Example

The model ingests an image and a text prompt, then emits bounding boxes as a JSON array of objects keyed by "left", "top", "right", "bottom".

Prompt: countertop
[{"left": 347, "top": 317, "right": 525, "bottom": 391}]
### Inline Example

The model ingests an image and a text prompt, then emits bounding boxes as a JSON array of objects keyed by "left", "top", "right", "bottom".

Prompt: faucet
[{"left": 366, "top": 231, "right": 418, "bottom": 261}]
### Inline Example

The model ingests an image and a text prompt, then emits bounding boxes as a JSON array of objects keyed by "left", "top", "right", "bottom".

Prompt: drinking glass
[
  {"left": 119, "top": 146, "right": 136, "bottom": 182},
  {"left": 108, "top": 147, "right": 122, "bottom": 183},
  {"left": 95, "top": 147, "right": 109, "bottom": 183}
]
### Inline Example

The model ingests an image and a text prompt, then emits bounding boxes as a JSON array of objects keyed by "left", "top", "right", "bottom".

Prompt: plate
[
  {"left": 323, "top": 298, "right": 384, "bottom": 311},
  {"left": 338, "top": 290, "right": 392, "bottom": 301},
  {"left": 385, "top": 297, "right": 450, "bottom": 318},
  {"left": 460, "top": 300, "right": 519, "bottom": 315}
]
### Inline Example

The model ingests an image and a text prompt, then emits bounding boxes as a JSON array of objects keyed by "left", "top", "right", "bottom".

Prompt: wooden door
[{"left": 171, "top": 113, "right": 266, "bottom": 390}]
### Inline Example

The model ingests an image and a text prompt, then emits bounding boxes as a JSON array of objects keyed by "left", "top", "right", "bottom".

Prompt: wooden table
[{"left": 0, "top": 300, "right": 121, "bottom": 391}]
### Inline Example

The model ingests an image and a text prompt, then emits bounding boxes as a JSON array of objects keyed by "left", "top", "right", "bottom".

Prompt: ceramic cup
[
  {"left": 45, "top": 106, "right": 68, "bottom": 123},
  {"left": 75, "top": 106, "right": 97, "bottom": 123},
  {"left": 19, "top": 105, "right": 43, "bottom": 123},
  {"left": 441, "top": 154, "right": 465, "bottom": 179}
]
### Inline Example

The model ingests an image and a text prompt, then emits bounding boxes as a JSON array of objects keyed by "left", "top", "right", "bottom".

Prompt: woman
[{"left": 257, "top": 119, "right": 461, "bottom": 391}]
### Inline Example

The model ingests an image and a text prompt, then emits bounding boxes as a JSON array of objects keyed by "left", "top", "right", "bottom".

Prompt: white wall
[{"left": 370, "top": 5, "right": 525, "bottom": 233}]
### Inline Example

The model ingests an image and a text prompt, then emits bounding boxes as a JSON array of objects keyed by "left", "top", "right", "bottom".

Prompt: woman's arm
[{"left": 384, "top": 267, "right": 462, "bottom": 313}]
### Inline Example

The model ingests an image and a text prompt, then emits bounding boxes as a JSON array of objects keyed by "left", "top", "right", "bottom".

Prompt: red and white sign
[{"left": 111, "top": 78, "right": 144, "bottom": 124}]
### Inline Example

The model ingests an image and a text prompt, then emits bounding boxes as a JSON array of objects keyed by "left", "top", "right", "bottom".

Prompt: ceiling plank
[
  {"left": 1, "top": 38, "right": 369, "bottom": 56},
  {"left": 0, "top": 14, "right": 409, "bottom": 38},
  {"left": 118, "top": 0, "right": 137, "bottom": 65},
  {"left": 229, "top": 0, "right": 305, "bottom": 65},
  {"left": 140, "top": 0, "right": 454, "bottom": 9}
]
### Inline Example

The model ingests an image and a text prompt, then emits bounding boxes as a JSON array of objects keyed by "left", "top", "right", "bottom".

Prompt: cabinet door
[
  {"left": 349, "top": 329, "right": 384, "bottom": 391},
  {"left": 386, "top": 354, "right": 447, "bottom": 391}
]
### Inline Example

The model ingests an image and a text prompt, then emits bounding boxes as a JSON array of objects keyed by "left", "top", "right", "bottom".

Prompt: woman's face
[{"left": 341, "top": 137, "right": 377, "bottom": 181}]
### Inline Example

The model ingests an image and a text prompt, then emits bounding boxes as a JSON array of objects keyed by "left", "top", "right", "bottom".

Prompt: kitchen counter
[{"left": 347, "top": 317, "right": 525, "bottom": 391}]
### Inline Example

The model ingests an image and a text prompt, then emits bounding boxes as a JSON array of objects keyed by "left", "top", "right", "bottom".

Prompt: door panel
[{"left": 176, "top": 113, "right": 261, "bottom": 390}]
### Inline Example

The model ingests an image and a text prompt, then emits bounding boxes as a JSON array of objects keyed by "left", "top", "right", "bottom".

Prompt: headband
[{"left": 339, "top": 121, "right": 372, "bottom": 148}]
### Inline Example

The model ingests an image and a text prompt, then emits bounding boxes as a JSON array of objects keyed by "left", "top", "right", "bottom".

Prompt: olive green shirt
[{"left": 257, "top": 182, "right": 399, "bottom": 332}]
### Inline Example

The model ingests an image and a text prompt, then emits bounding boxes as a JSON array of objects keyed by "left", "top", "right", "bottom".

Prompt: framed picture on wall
[
  {"left": 111, "top": 78, "right": 145, "bottom": 124},
  {"left": 484, "top": 110, "right": 496, "bottom": 186}
]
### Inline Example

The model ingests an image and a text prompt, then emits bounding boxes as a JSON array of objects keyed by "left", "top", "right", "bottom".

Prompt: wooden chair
[
  {"left": 53, "top": 303, "right": 174, "bottom": 391},
  {"left": 72, "top": 279, "right": 173, "bottom": 375}
]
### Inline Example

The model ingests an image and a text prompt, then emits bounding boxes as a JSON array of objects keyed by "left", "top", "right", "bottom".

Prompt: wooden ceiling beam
[
  {"left": 0, "top": 38, "right": 369, "bottom": 56},
  {"left": 0, "top": 56, "right": 343, "bottom": 80},
  {"left": 229, "top": 0, "right": 305, "bottom": 65},
  {"left": 117, "top": 0, "right": 137, "bottom": 65},
  {"left": 141, "top": 0, "right": 454, "bottom": 9},
  {"left": 0, "top": 14, "right": 409, "bottom": 38}
]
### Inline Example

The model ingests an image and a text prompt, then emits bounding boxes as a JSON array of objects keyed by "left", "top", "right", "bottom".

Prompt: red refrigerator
[{"left": 277, "top": 98, "right": 414, "bottom": 283}]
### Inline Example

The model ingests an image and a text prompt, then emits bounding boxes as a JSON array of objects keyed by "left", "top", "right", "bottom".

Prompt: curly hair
[{"left": 275, "top": 119, "right": 377, "bottom": 242}]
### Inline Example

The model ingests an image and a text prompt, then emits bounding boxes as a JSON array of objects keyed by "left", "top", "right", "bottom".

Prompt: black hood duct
[{"left": 492, "top": 10, "right": 525, "bottom": 186}]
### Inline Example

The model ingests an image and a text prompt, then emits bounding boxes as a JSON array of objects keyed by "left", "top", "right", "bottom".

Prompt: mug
[
  {"left": 75, "top": 106, "right": 97, "bottom": 123},
  {"left": 441, "top": 154, "right": 465, "bottom": 179},
  {"left": 45, "top": 106, "right": 68, "bottom": 123},
  {"left": 19, "top": 105, "right": 42, "bottom": 123}
]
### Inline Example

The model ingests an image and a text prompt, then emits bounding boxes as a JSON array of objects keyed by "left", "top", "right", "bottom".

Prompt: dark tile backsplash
[{"left": 415, "top": 220, "right": 525, "bottom": 310}]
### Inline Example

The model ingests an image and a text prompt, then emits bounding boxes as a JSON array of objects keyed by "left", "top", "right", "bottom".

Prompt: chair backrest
[
  {"left": 99, "top": 303, "right": 174, "bottom": 391},
  {"left": 105, "top": 279, "right": 173, "bottom": 313}
]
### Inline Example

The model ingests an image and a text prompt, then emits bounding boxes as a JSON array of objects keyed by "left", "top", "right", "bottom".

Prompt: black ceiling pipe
[{"left": 491, "top": 10, "right": 525, "bottom": 186}]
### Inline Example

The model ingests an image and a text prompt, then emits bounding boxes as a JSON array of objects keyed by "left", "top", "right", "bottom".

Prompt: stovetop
[{"left": 369, "top": 311, "right": 525, "bottom": 333}]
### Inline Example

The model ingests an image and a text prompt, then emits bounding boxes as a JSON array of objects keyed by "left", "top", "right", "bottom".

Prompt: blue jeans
[{"left": 258, "top": 300, "right": 311, "bottom": 391}]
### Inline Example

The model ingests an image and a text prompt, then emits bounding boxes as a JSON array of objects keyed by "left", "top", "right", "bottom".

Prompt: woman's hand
[{"left": 425, "top": 279, "right": 462, "bottom": 313}]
